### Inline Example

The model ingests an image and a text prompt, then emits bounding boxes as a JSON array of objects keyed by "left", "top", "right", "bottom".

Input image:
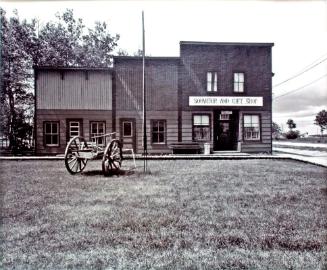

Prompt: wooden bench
[{"left": 169, "top": 142, "right": 201, "bottom": 154}]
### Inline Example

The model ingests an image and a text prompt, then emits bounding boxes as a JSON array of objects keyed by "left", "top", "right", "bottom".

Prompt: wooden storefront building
[{"left": 35, "top": 41, "right": 274, "bottom": 155}]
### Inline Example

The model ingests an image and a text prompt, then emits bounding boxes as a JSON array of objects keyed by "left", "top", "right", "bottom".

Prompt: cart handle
[{"left": 91, "top": 132, "right": 117, "bottom": 140}]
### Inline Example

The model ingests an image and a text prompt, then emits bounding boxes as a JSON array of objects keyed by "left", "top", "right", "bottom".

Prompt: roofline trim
[
  {"left": 180, "top": 41, "right": 274, "bottom": 47},
  {"left": 113, "top": 56, "right": 180, "bottom": 61},
  {"left": 33, "top": 66, "right": 113, "bottom": 71}
]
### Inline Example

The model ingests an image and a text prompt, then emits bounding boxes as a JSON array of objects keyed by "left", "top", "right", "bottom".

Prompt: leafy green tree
[{"left": 314, "top": 110, "right": 327, "bottom": 136}]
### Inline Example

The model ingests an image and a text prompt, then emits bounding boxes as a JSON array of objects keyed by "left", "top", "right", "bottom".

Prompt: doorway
[
  {"left": 213, "top": 110, "right": 238, "bottom": 151},
  {"left": 120, "top": 118, "right": 136, "bottom": 152}
]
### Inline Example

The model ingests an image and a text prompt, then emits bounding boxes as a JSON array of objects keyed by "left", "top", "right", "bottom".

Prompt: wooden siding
[
  {"left": 37, "top": 70, "right": 112, "bottom": 110},
  {"left": 115, "top": 59, "right": 178, "bottom": 111},
  {"left": 36, "top": 109, "right": 113, "bottom": 155},
  {"left": 116, "top": 110, "right": 179, "bottom": 154}
]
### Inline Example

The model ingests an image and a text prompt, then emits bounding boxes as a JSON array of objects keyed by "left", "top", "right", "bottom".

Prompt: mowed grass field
[{"left": 1, "top": 159, "right": 326, "bottom": 269}]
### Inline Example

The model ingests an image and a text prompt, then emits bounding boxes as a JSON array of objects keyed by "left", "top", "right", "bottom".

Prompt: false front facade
[{"left": 35, "top": 41, "right": 273, "bottom": 155}]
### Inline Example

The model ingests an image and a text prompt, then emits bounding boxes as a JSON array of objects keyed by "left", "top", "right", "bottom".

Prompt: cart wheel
[
  {"left": 102, "top": 139, "right": 123, "bottom": 176},
  {"left": 65, "top": 136, "right": 88, "bottom": 174}
]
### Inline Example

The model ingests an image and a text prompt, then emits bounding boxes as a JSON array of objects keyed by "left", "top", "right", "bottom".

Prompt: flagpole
[{"left": 142, "top": 11, "right": 147, "bottom": 172}]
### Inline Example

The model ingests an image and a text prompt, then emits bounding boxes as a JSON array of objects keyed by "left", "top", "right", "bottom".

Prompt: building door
[
  {"left": 120, "top": 118, "right": 136, "bottom": 152},
  {"left": 213, "top": 111, "right": 238, "bottom": 151},
  {"left": 67, "top": 119, "right": 83, "bottom": 142}
]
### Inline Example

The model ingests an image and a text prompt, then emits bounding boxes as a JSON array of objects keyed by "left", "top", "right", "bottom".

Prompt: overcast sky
[{"left": 2, "top": 0, "right": 327, "bottom": 134}]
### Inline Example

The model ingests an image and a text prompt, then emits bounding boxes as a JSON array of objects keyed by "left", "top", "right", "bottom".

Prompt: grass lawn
[{"left": 1, "top": 159, "right": 326, "bottom": 269}]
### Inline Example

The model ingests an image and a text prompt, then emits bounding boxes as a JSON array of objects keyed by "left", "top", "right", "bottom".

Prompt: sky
[{"left": 2, "top": 0, "right": 327, "bottom": 135}]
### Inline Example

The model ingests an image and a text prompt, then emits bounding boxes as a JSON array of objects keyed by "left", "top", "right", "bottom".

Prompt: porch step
[{"left": 212, "top": 151, "right": 250, "bottom": 156}]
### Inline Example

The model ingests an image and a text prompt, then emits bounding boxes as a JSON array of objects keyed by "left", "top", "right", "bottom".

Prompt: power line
[
  {"left": 273, "top": 55, "right": 327, "bottom": 88},
  {"left": 273, "top": 73, "right": 327, "bottom": 101}
]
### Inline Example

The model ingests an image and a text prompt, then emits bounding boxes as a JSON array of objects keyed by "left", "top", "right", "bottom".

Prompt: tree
[
  {"left": 34, "top": 9, "right": 119, "bottom": 67},
  {"left": 1, "top": 8, "right": 36, "bottom": 150},
  {"left": 314, "top": 110, "right": 327, "bottom": 136},
  {"left": 1, "top": 8, "right": 121, "bottom": 151},
  {"left": 285, "top": 119, "right": 299, "bottom": 139},
  {"left": 272, "top": 122, "right": 281, "bottom": 139},
  {"left": 117, "top": 49, "right": 129, "bottom": 56},
  {"left": 286, "top": 119, "right": 296, "bottom": 131}
]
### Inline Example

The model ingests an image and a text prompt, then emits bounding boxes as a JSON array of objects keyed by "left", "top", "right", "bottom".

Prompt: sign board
[
  {"left": 189, "top": 96, "right": 263, "bottom": 107},
  {"left": 221, "top": 111, "right": 232, "bottom": 114}
]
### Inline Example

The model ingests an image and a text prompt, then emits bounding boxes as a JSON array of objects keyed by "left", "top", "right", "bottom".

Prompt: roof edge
[
  {"left": 180, "top": 41, "right": 274, "bottom": 47},
  {"left": 33, "top": 66, "right": 113, "bottom": 71},
  {"left": 113, "top": 56, "right": 180, "bottom": 61}
]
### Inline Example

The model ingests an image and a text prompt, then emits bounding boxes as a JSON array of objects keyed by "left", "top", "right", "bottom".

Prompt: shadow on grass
[{"left": 82, "top": 169, "right": 136, "bottom": 177}]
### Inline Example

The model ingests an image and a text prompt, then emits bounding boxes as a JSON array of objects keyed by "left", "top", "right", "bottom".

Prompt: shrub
[{"left": 285, "top": 130, "right": 300, "bottom": 139}]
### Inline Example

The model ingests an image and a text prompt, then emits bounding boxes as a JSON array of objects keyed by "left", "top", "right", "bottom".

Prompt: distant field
[{"left": 1, "top": 159, "right": 326, "bottom": 269}]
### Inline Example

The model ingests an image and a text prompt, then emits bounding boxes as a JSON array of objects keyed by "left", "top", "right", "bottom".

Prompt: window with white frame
[
  {"left": 44, "top": 122, "right": 59, "bottom": 146},
  {"left": 90, "top": 121, "right": 105, "bottom": 145},
  {"left": 152, "top": 120, "right": 166, "bottom": 144},
  {"left": 243, "top": 115, "right": 260, "bottom": 141},
  {"left": 193, "top": 115, "right": 210, "bottom": 141},
  {"left": 234, "top": 72, "right": 245, "bottom": 93},
  {"left": 69, "top": 121, "right": 80, "bottom": 139},
  {"left": 207, "top": 72, "right": 217, "bottom": 92}
]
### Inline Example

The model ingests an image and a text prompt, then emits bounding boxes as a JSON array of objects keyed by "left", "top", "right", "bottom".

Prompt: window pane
[
  {"left": 194, "top": 115, "right": 202, "bottom": 125},
  {"left": 70, "top": 122, "right": 79, "bottom": 127},
  {"left": 238, "top": 83, "right": 244, "bottom": 92},
  {"left": 158, "top": 121, "right": 165, "bottom": 132},
  {"left": 244, "top": 115, "right": 252, "bottom": 125},
  {"left": 98, "top": 123, "right": 104, "bottom": 133},
  {"left": 152, "top": 133, "right": 158, "bottom": 143},
  {"left": 45, "top": 135, "right": 52, "bottom": 145},
  {"left": 252, "top": 115, "right": 259, "bottom": 125},
  {"left": 52, "top": 123, "right": 58, "bottom": 134},
  {"left": 123, "top": 122, "right": 132, "bottom": 137},
  {"left": 201, "top": 115, "right": 209, "bottom": 125},
  {"left": 52, "top": 135, "right": 58, "bottom": 145},
  {"left": 45, "top": 123, "right": 51, "bottom": 134},
  {"left": 207, "top": 72, "right": 212, "bottom": 91},
  {"left": 153, "top": 121, "right": 159, "bottom": 129},
  {"left": 234, "top": 73, "right": 238, "bottom": 82},
  {"left": 207, "top": 72, "right": 212, "bottom": 83},
  {"left": 91, "top": 123, "right": 97, "bottom": 133},
  {"left": 158, "top": 133, "right": 164, "bottom": 143},
  {"left": 239, "top": 73, "right": 244, "bottom": 82},
  {"left": 234, "top": 82, "right": 239, "bottom": 92},
  {"left": 194, "top": 126, "right": 210, "bottom": 141},
  {"left": 213, "top": 73, "right": 217, "bottom": 91}
]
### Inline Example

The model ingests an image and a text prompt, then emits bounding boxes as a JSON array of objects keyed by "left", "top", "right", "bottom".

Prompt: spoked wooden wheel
[
  {"left": 65, "top": 136, "right": 88, "bottom": 174},
  {"left": 102, "top": 139, "right": 123, "bottom": 176}
]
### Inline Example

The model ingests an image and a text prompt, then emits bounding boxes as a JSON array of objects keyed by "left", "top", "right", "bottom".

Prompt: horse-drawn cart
[{"left": 64, "top": 132, "right": 123, "bottom": 175}]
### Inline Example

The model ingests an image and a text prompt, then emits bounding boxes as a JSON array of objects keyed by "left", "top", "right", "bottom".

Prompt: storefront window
[
  {"left": 193, "top": 115, "right": 210, "bottom": 141},
  {"left": 243, "top": 115, "right": 260, "bottom": 141}
]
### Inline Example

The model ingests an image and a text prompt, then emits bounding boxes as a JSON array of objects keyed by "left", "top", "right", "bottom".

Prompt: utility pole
[{"left": 142, "top": 11, "right": 147, "bottom": 172}]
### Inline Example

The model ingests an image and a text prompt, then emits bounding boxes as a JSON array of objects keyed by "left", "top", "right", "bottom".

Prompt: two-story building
[{"left": 35, "top": 41, "right": 273, "bottom": 155}]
